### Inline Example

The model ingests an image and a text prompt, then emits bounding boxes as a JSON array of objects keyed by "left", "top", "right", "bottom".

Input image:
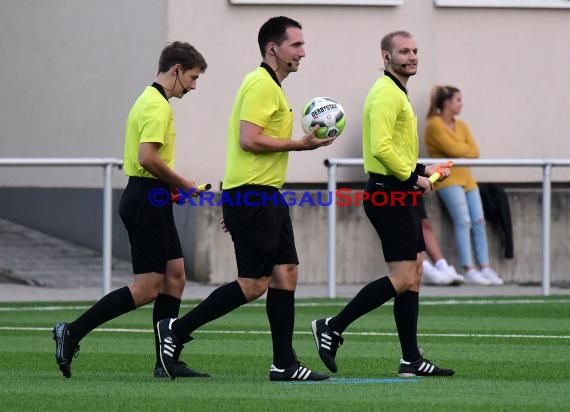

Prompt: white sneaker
[
  {"left": 464, "top": 269, "right": 491, "bottom": 286},
  {"left": 480, "top": 267, "right": 504, "bottom": 285},
  {"left": 422, "top": 261, "right": 454, "bottom": 285},
  {"left": 439, "top": 265, "right": 465, "bottom": 285}
]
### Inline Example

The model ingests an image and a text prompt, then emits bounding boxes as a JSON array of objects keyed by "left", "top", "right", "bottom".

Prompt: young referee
[
  {"left": 53, "top": 42, "right": 209, "bottom": 379},
  {"left": 311, "top": 31, "right": 455, "bottom": 377},
  {"left": 157, "top": 16, "right": 334, "bottom": 381}
]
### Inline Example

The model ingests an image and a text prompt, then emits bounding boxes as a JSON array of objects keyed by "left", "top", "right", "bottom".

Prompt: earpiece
[
  {"left": 175, "top": 67, "right": 188, "bottom": 94},
  {"left": 385, "top": 55, "right": 408, "bottom": 68},
  {"left": 270, "top": 46, "right": 293, "bottom": 68}
]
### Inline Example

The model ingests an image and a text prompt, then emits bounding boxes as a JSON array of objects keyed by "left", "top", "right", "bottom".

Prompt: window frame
[
  {"left": 229, "top": 0, "right": 402, "bottom": 5},
  {"left": 434, "top": 0, "right": 570, "bottom": 9}
]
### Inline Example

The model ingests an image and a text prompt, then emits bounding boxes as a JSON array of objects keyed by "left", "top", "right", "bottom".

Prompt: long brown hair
[{"left": 426, "top": 85, "right": 460, "bottom": 118}]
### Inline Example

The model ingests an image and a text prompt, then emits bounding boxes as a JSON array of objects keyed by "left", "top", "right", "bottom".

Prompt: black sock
[
  {"left": 266, "top": 288, "right": 296, "bottom": 369},
  {"left": 68, "top": 286, "right": 136, "bottom": 342},
  {"left": 394, "top": 290, "right": 421, "bottom": 362},
  {"left": 328, "top": 276, "right": 396, "bottom": 334},
  {"left": 153, "top": 293, "right": 181, "bottom": 365},
  {"left": 172, "top": 280, "right": 247, "bottom": 340}
]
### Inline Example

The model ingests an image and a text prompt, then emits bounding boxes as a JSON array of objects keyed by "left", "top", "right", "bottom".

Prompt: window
[
  {"left": 229, "top": 0, "right": 402, "bottom": 5},
  {"left": 434, "top": 0, "right": 570, "bottom": 8}
]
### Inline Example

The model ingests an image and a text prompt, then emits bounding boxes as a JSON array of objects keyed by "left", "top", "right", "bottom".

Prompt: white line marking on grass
[
  {"left": 280, "top": 378, "right": 419, "bottom": 385},
  {"left": 1, "top": 298, "right": 569, "bottom": 312},
  {"left": 2, "top": 326, "right": 569, "bottom": 340},
  {"left": 0, "top": 305, "right": 92, "bottom": 312}
]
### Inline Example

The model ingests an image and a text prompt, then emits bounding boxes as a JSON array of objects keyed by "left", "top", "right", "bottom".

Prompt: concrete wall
[
  {"left": 0, "top": 187, "right": 131, "bottom": 262},
  {"left": 179, "top": 186, "right": 570, "bottom": 286},
  {"left": 1, "top": 184, "right": 568, "bottom": 286}
]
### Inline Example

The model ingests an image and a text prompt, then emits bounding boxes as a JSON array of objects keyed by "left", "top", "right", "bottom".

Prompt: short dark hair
[
  {"left": 258, "top": 16, "right": 302, "bottom": 57},
  {"left": 158, "top": 41, "right": 207, "bottom": 74},
  {"left": 381, "top": 30, "right": 412, "bottom": 53}
]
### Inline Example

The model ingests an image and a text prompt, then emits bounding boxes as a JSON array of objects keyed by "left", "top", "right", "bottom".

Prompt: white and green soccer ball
[{"left": 301, "top": 96, "right": 346, "bottom": 138}]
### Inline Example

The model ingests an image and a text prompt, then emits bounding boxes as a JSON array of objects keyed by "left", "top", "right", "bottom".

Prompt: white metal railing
[
  {"left": 3, "top": 157, "right": 569, "bottom": 298},
  {"left": 324, "top": 158, "right": 570, "bottom": 298},
  {"left": 0, "top": 158, "right": 123, "bottom": 296}
]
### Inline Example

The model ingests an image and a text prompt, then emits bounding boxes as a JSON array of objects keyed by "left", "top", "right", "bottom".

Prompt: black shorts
[
  {"left": 222, "top": 185, "right": 299, "bottom": 278},
  {"left": 362, "top": 174, "right": 425, "bottom": 262},
  {"left": 119, "top": 176, "right": 183, "bottom": 274},
  {"left": 417, "top": 194, "right": 428, "bottom": 220}
]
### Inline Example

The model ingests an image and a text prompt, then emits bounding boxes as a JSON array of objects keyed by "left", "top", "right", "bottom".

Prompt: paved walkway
[
  {"left": 0, "top": 218, "right": 132, "bottom": 288},
  {"left": 1, "top": 282, "right": 569, "bottom": 302},
  {"left": 1, "top": 218, "right": 568, "bottom": 302}
]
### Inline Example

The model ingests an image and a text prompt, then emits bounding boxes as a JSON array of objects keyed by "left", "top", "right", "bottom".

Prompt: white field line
[
  {"left": 0, "top": 326, "right": 568, "bottom": 340},
  {"left": 0, "top": 298, "right": 569, "bottom": 312}
]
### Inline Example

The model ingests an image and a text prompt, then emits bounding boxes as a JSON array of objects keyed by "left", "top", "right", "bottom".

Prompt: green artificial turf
[{"left": 1, "top": 295, "right": 569, "bottom": 411}]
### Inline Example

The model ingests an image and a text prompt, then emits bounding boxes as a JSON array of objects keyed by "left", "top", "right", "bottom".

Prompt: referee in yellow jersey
[
  {"left": 54, "top": 42, "right": 209, "bottom": 379},
  {"left": 311, "top": 31, "right": 455, "bottom": 377},
  {"left": 157, "top": 16, "right": 334, "bottom": 381}
]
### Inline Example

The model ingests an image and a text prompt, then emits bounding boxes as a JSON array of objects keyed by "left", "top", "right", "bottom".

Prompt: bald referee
[
  {"left": 53, "top": 42, "right": 208, "bottom": 379},
  {"left": 311, "top": 31, "right": 455, "bottom": 377},
  {"left": 157, "top": 16, "right": 333, "bottom": 381}
]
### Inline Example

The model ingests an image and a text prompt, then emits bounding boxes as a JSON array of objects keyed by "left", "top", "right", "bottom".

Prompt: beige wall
[
  {"left": 1, "top": 0, "right": 569, "bottom": 187},
  {"left": 168, "top": 0, "right": 570, "bottom": 187}
]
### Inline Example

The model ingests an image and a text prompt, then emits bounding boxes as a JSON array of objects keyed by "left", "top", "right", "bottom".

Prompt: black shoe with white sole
[
  {"left": 53, "top": 322, "right": 80, "bottom": 379},
  {"left": 154, "top": 361, "right": 210, "bottom": 378},
  {"left": 398, "top": 357, "right": 455, "bottom": 377},
  {"left": 157, "top": 318, "right": 181, "bottom": 379},
  {"left": 311, "top": 318, "right": 344, "bottom": 373},
  {"left": 269, "top": 361, "right": 330, "bottom": 381}
]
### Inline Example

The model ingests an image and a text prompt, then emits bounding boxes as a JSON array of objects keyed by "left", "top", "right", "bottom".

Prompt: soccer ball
[{"left": 301, "top": 96, "right": 346, "bottom": 138}]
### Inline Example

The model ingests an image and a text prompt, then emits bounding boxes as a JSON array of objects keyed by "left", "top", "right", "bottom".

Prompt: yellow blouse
[{"left": 424, "top": 116, "right": 479, "bottom": 191}]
